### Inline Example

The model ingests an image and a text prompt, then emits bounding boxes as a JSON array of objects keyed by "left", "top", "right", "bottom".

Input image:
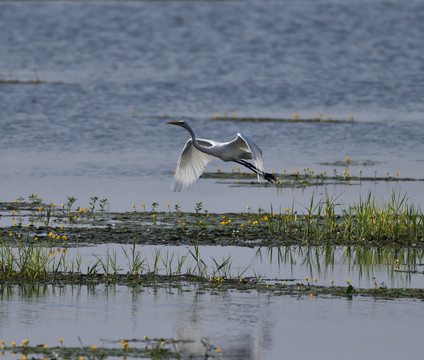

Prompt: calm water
[
  {"left": 44, "top": 244, "right": 424, "bottom": 288},
  {"left": 1, "top": 284, "right": 423, "bottom": 359},
  {"left": 1, "top": 1, "right": 424, "bottom": 359}
]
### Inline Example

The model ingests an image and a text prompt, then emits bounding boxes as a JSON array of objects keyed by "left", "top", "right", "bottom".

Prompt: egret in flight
[{"left": 168, "top": 120, "right": 277, "bottom": 191}]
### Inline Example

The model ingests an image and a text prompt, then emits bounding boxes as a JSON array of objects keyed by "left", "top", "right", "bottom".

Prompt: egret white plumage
[{"left": 168, "top": 120, "right": 277, "bottom": 191}]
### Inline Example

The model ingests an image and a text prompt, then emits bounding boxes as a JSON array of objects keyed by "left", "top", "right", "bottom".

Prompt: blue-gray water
[
  {"left": 1, "top": 0, "right": 424, "bottom": 212},
  {"left": 1, "top": 1, "right": 424, "bottom": 359}
]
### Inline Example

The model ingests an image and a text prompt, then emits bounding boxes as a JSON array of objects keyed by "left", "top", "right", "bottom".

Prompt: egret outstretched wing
[
  {"left": 171, "top": 138, "right": 215, "bottom": 192},
  {"left": 226, "top": 133, "right": 265, "bottom": 182}
]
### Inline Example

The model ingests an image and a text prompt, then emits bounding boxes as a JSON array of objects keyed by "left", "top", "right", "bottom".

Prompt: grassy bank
[{"left": 1, "top": 193, "right": 423, "bottom": 247}]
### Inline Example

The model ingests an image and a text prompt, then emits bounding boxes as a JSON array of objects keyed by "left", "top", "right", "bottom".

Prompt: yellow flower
[
  {"left": 152, "top": 214, "right": 156, "bottom": 219},
  {"left": 42, "top": 344, "right": 48, "bottom": 349},
  {"left": 216, "top": 348, "right": 221, "bottom": 353},
  {"left": 34, "top": 237, "right": 38, "bottom": 241},
  {"left": 212, "top": 113, "right": 219, "bottom": 118},
  {"left": 91, "top": 345, "right": 97, "bottom": 350},
  {"left": 166, "top": 202, "right": 170, "bottom": 207}
]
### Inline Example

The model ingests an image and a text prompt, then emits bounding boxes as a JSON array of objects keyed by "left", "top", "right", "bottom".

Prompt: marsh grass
[
  {"left": 1, "top": 192, "right": 423, "bottom": 247},
  {"left": 246, "top": 192, "right": 424, "bottom": 245},
  {"left": 0, "top": 240, "right": 248, "bottom": 282}
]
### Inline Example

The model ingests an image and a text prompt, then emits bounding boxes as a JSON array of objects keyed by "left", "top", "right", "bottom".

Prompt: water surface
[{"left": 0, "top": 0, "right": 423, "bottom": 211}]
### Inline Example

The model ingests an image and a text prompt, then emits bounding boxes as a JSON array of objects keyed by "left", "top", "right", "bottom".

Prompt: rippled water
[{"left": 0, "top": 0, "right": 424, "bottom": 212}]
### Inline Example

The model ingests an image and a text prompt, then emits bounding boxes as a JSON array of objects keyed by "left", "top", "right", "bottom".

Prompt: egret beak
[{"left": 167, "top": 121, "right": 180, "bottom": 125}]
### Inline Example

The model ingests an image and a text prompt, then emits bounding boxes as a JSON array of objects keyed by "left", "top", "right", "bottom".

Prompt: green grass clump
[{"left": 247, "top": 193, "right": 424, "bottom": 245}]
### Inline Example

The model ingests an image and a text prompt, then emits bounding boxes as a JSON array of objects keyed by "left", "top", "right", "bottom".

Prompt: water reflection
[
  {"left": 257, "top": 245, "right": 424, "bottom": 286},
  {"left": 1, "top": 282, "right": 423, "bottom": 360},
  {"left": 3, "top": 243, "right": 423, "bottom": 289}
]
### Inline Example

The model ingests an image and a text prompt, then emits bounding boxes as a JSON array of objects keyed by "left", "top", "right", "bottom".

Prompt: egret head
[{"left": 168, "top": 120, "right": 186, "bottom": 127}]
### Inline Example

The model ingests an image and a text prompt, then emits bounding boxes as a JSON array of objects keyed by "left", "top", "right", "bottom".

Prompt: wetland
[{"left": 1, "top": 0, "right": 424, "bottom": 359}]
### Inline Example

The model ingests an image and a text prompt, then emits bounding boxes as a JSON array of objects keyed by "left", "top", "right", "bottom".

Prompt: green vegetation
[
  {"left": 1, "top": 192, "right": 423, "bottom": 247},
  {"left": 0, "top": 336, "right": 218, "bottom": 360},
  {"left": 1, "top": 193, "right": 424, "bottom": 299}
]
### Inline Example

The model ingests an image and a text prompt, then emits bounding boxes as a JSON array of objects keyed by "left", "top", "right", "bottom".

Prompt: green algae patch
[
  {"left": 1, "top": 192, "right": 424, "bottom": 248},
  {"left": 1, "top": 274, "right": 424, "bottom": 301},
  {"left": 200, "top": 171, "right": 424, "bottom": 188},
  {"left": 3, "top": 337, "right": 216, "bottom": 360}
]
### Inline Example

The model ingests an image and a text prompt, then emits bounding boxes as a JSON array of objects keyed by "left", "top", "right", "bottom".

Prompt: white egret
[{"left": 168, "top": 120, "right": 277, "bottom": 191}]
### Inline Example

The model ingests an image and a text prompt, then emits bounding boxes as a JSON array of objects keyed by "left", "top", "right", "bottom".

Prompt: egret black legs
[{"left": 234, "top": 160, "right": 277, "bottom": 183}]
